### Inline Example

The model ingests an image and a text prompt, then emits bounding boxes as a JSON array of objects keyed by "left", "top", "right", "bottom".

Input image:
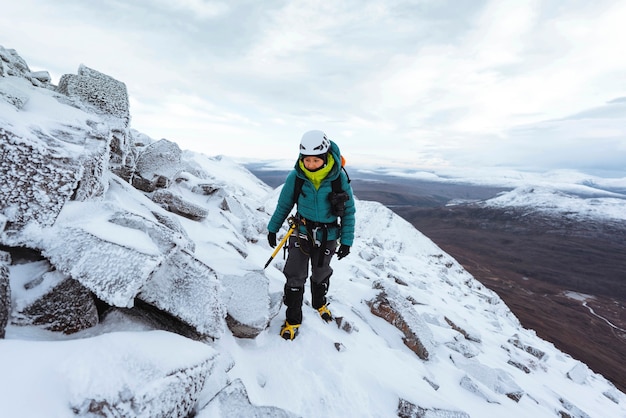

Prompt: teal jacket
[{"left": 268, "top": 141, "right": 356, "bottom": 246}]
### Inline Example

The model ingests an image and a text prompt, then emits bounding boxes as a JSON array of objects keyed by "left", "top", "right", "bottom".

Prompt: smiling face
[{"left": 302, "top": 155, "right": 325, "bottom": 171}]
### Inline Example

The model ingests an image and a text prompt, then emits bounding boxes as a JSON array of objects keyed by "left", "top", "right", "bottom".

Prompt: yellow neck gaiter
[{"left": 299, "top": 154, "right": 335, "bottom": 190}]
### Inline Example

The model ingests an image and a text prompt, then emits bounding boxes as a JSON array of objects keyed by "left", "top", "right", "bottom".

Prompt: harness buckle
[{"left": 311, "top": 226, "right": 321, "bottom": 246}]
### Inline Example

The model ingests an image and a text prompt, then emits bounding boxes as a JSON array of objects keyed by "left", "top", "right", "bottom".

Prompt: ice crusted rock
[
  {"left": 151, "top": 189, "right": 209, "bottom": 221},
  {"left": 198, "top": 378, "right": 298, "bottom": 417},
  {"left": 134, "top": 138, "right": 182, "bottom": 188},
  {"left": 221, "top": 271, "right": 276, "bottom": 338},
  {"left": 0, "top": 128, "right": 84, "bottom": 238},
  {"left": 63, "top": 331, "right": 217, "bottom": 418},
  {"left": 43, "top": 226, "right": 163, "bottom": 308},
  {"left": 57, "top": 64, "right": 130, "bottom": 125},
  {"left": 139, "top": 250, "right": 226, "bottom": 339},
  {"left": 12, "top": 268, "right": 98, "bottom": 334}
]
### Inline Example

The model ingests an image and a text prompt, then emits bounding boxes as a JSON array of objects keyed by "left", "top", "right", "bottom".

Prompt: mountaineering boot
[
  {"left": 317, "top": 304, "right": 333, "bottom": 323},
  {"left": 280, "top": 321, "right": 300, "bottom": 340},
  {"left": 282, "top": 285, "right": 304, "bottom": 337},
  {"left": 311, "top": 276, "right": 331, "bottom": 321}
]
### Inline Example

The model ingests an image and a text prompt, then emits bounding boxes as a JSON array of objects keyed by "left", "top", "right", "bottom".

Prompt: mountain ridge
[{"left": 1, "top": 45, "right": 625, "bottom": 417}]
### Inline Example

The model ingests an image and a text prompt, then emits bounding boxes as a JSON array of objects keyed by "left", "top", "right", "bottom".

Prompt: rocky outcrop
[
  {"left": 367, "top": 280, "right": 435, "bottom": 360},
  {"left": 0, "top": 46, "right": 51, "bottom": 87}
]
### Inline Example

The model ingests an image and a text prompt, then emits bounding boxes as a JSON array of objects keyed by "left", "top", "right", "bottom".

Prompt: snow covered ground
[{"left": 2, "top": 45, "right": 626, "bottom": 417}]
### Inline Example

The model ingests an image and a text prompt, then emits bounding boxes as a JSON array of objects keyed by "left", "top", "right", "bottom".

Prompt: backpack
[{"left": 293, "top": 156, "right": 351, "bottom": 217}]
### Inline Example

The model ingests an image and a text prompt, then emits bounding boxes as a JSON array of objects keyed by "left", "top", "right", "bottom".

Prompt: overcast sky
[{"left": 2, "top": 0, "right": 626, "bottom": 174}]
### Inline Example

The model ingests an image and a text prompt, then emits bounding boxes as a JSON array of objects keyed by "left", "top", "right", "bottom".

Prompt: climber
[{"left": 267, "top": 130, "right": 356, "bottom": 340}]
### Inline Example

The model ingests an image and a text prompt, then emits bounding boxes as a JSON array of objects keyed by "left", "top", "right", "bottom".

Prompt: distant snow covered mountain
[{"left": 1, "top": 45, "right": 625, "bottom": 417}]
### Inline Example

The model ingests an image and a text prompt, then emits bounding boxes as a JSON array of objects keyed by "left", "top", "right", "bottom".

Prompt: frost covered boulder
[
  {"left": 221, "top": 271, "right": 282, "bottom": 338},
  {"left": 11, "top": 262, "right": 98, "bottom": 334},
  {"left": 57, "top": 64, "right": 129, "bottom": 125},
  {"left": 0, "top": 127, "right": 109, "bottom": 245},
  {"left": 139, "top": 250, "right": 226, "bottom": 339},
  {"left": 133, "top": 139, "right": 183, "bottom": 192},
  {"left": 0, "top": 330, "right": 217, "bottom": 417}
]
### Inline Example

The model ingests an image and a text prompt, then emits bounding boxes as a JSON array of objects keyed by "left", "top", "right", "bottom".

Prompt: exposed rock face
[
  {"left": 14, "top": 271, "right": 98, "bottom": 334},
  {"left": 367, "top": 280, "right": 435, "bottom": 360},
  {"left": 151, "top": 189, "right": 209, "bottom": 221}
]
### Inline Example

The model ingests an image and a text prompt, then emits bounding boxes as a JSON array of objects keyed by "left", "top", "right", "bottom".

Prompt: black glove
[
  {"left": 267, "top": 232, "right": 277, "bottom": 248},
  {"left": 336, "top": 244, "right": 350, "bottom": 260}
]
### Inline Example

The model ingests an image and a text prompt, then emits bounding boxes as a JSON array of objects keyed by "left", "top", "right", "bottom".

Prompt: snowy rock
[
  {"left": 444, "top": 316, "right": 482, "bottom": 343},
  {"left": 451, "top": 354, "right": 524, "bottom": 402},
  {"left": 66, "top": 331, "right": 215, "bottom": 418},
  {"left": 397, "top": 399, "right": 470, "bottom": 418},
  {"left": 507, "top": 334, "right": 546, "bottom": 359},
  {"left": 458, "top": 375, "right": 501, "bottom": 404},
  {"left": 134, "top": 138, "right": 182, "bottom": 190},
  {"left": 151, "top": 189, "right": 209, "bottom": 221},
  {"left": 0, "top": 128, "right": 84, "bottom": 239},
  {"left": 221, "top": 271, "right": 276, "bottom": 338},
  {"left": 139, "top": 250, "right": 226, "bottom": 339},
  {"left": 0, "top": 46, "right": 30, "bottom": 79},
  {"left": 367, "top": 280, "right": 435, "bottom": 360},
  {"left": 12, "top": 267, "right": 98, "bottom": 334},
  {"left": 43, "top": 226, "right": 163, "bottom": 308},
  {"left": 567, "top": 363, "right": 589, "bottom": 384},
  {"left": 558, "top": 397, "right": 591, "bottom": 418},
  {"left": 197, "top": 378, "right": 298, "bottom": 417},
  {"left": 57, "top": 64, "right": 130, "bottom": 125},
  {"left": 109, "top": 210, "right": 195, "bottom": 254}
]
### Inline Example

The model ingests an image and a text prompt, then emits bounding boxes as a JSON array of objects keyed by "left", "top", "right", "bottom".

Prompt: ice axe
[{"left": 264, "top": 217, "right": 298, "bottom": 269}]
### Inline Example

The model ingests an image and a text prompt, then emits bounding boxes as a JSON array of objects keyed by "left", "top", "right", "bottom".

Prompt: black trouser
[{"left": 283, "top": 234, "right": 337, "bottom": 324}]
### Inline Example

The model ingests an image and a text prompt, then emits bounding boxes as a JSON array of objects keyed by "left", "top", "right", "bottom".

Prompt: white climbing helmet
[{"left": 299, "top": 130, "right": 330, "bottom": 156}]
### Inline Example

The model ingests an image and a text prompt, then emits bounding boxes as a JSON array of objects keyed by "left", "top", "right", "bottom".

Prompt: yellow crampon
[
  {"left": 280, "top": 322, "right": 300, "bottom": 340},
  {"left": 317, "top": 304, "right": 333, "bottom": 322}
]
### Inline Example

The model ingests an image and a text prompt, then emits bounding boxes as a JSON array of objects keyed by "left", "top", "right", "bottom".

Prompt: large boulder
[
  {"left": 133, "top": 139, "right": 183, "bottom": 192},
  {"left": 11, "top": 263, "right": 98, "bottom": 334},
  {"left": 0, "top": 127, "right": 109, "bottom": 245}
]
